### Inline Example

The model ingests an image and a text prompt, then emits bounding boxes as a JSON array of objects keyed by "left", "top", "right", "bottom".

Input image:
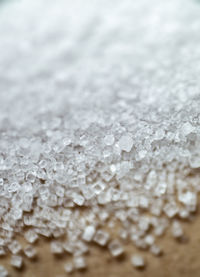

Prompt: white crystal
[
  {"left": 181, "top": 122, "right": 194, "bottom": 136},
  {"left": 0, "top": 178, "right": 3, "bottom": 186},
  {"left": 179, "top": 191, "right": 197, "bottom": 206},
  {"left": 118, "top": 134, "right": 133, "bottom": 152},
  {"left": 138, "top": 150, "right": 147, "bottom": 160},
  {"left": 24, "top": 230, "right": 38, "bottom": 244},
  {"left": 155, "top": 183, "right": 167, "bottom": 196},
  {"left": 39, "top": 160, "right": 47, "bottom": 168},
  {"left": 10, "top": 255, "right": 23, "bottom": 268},
  {"left": 171, "top": 221, "right": 183, "bottom": 238},
  {"left": 92, "top": 182, "right": 106, "bottom": 195},
  {"left": 73, "top": 194, "right": 85, "bottom": 206},
  {"left": 93, "top": 230, "right": 110, "bottom": 246},
  {"left": 189, "top": 154, "right": 200, "bottom": 168},
  {"left": 104, "top": 134, "right": 115, "bottom": 146},
  {"left": 50, "top": 241, "right": 63, "bottom": 254},
  {"left": 74, "top": 256, "right": 86, "bottom": 269},
  {"left": 150, "top": 244, "right": 162, "bottom": 256},
  {"left": 24, "top": 245, "right": 37, "bottom": 258},
  {"left": 8, "top": 240, "right": 22, "bottom": 254},
  {"left": 0, "top": 265, "right": 8, "bottom": 277},
  {"left": 144, "top": 235, "right": 154, "bottom": 245},
  {"left": 164, "top": 203, "right": 178, "bottom": 218},
  {"left": 0, "top": 246, "right": 6, "bottom": 256},
  {"left": 131, "top": 255, "right": 145, "bottom": 268},
  {"left": 64, "top": 262, "right": 73, "bottom": 273},
  {"left": 82, "top": 226, "right": 96, "bottom": 242},
  {"left": 108, "top": 240, "right": 124, "bottom": 257}
]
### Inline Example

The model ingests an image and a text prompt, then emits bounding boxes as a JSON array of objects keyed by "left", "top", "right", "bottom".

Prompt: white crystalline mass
[{"left": 0, "top": 0, "right": 200, "bottom": 271}]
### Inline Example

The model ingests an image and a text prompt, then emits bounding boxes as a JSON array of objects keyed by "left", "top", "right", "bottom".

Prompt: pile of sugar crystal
[{"left": 0, "top": 0, "right": 200, "bottom": 273}]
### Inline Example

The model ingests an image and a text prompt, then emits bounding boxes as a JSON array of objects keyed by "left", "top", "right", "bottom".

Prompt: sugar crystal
[
  {"left": 0, "top": 265, "right": 8, "bottom": 277},
  {"left": 74, "top": 256, "right": 86, "bottom": 269},
  {"left": 82, "top": 226, "right": 96, "bottom": 242},
  {"left": 118, "top": 134, "right": 133, "bottom": 152},
  {"left": 24, "top": 230, "right": 38, "bottom": 244},
  {"left": 131, "top": 255, "right": 145, "bottom": 268},
  {"left": 50, "top": 241, "right": 63, "bottom": 254},
  {"left": 10, "top": 255, "right": 23, "bottom": 269},
  {"left": 64, "top": 262, "right": 73, "bottom": 273},
  {"left": 24, "top": 245, "right": 37, "bottom": 258},
  {"left": 108, "top": 240, "right": 124, "bottom": 257},
  {"left": 94, "top": 230, "right": 110, "bottom": 246}
]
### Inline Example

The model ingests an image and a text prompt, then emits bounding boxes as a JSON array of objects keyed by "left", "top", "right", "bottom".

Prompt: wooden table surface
[{"left": 0, "top": 211, "right": 200, "bottom": 277}]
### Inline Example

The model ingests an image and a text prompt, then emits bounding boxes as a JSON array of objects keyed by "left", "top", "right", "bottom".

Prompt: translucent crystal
[
  {"left": 0, "top": 265, "right": 8, "bottom": 277},
  {"left": 73, "top": 194, "right": 85, "bottom": 206},
  {"left": 10, "top": 255, "right": 23, "bottom": 268},
  {"left": 155, "top": 183, "right": 167, "bottom": 196},
  {"left": 63, "top": 137, "right": 72, "bottom": 146},
  {"left": 181, "top": 122, "right": 194, "bottom": 136},
  {"left": 189, "top": 154, "right": 200, "bottom": 168},
  {"left": 26, "top": 172, "right": 36, "bottom": 183},
  {"left": 19, "top": 137, "right": 30, "bottom": 148},
  {"left": 171, "top": 221, "right": 183, "bottom": 238},
  {"left": 144, "top": 235, "right": 155, "bottom": 246},
  {"left": 0, "top": 246, "right": 6, "bottom": 256},
  {"left": 10, "top": 208, "right": 23, "bottom": 220},
  {"left": 118, "top": 134, "right": 133, "bottom": 152},
  {"left": 150, "top": 244, "right": 162, "bottom": 256},
  {"left": 108, "top": 239, "right": 124, "bottom": 257},
  {"left": 0, "top": 178, "right": 3, "bottom": 186},
  {"left": 104, "top": 134, "right": 115, "bottom": 146},
  {"left": 8, "top": 240, "right": 22, "bottom": 254},
  {"left": 50, "top": 241, "right": 63, "bottom": 254},
  {"left": 163, "top": 203, "right": 178, "bottom": 218},
  {"left": 131, "top": 255, "right": 145, "bottom": 268},
  {"left": 64, "top": 262, "right": 73, "bottom": 273},
  {"left": 93, "top": 230, "right": 110, "bottom": 246},
  {"left": 7, "top": 182, "right": 20, "bottom": 193},
  {"left": 74, "top": 256, "right": 86, "bottom": 269},
  {"left": 82, "top": 226, "right": 96, "bottom": 242},
  {"left": 154, "top": 129, "right": 165, "bottom": 140},
  {"left": 24, "top": 230, "right": 38, "bottom": 244},
  {"left": 138, "top": 150, "right": 147, "bottom": 160},
  {"left": 24, "top": 245, "right": 37, "bottom": 258},
  {"left": 178, "top": 191, "right": 197, "bottom": 206},
  {"left": 39, "top": 160, "right": 47, "bottom": 168},
  {"left": 92, "top": 182, "right": 106, "bottom": 195}
]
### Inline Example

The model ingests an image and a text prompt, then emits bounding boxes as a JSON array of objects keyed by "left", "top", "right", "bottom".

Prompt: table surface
[{"left": 0, "top": 211, "right": 200, "bottom": 277}]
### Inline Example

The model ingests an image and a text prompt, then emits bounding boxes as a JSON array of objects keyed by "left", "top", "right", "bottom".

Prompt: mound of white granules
[{"left": 0, "top": 0, "right": 200, "bottom": 274}]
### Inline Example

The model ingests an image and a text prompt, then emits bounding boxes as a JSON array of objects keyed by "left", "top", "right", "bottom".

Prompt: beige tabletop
[{"left": 0, "top": 211, "right": 200, "bottom": 277}]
